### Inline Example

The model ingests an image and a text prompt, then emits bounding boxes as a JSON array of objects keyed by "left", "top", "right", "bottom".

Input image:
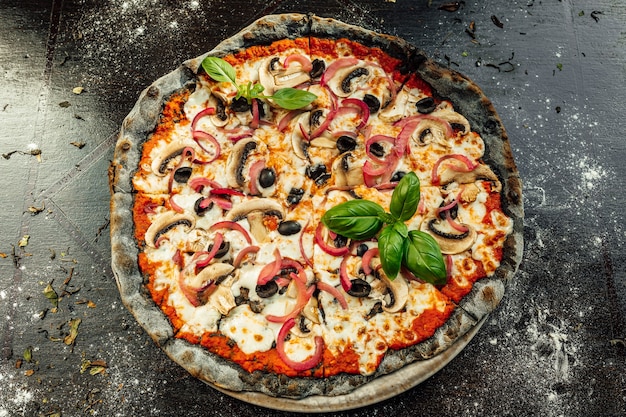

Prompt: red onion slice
[{"left": 275, "top": 318, "right": 323, "bottom": 371}]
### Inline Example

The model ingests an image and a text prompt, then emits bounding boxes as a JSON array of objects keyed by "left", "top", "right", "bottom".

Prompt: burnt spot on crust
[{"left": 146, "top": 85, "right": 160, "bottom": 99}]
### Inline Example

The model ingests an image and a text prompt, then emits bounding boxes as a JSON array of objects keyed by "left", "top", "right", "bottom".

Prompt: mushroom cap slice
[
  {"left": 259, "top": 56, "right": 311, "bottom": 97},
  {"left": 291, "top": 112, "right": 310, "bottom": 160},
  {"left": 207, "top": 275, "right": 237, "bottom": 316},
  {"left": 188, "top": 262, "right": 235, "bottom": 290},
  {"left": 332, "top": 152, "right": 364, "bottom": 187},
  {"left": 412, "top": 118, "right": 451, "bottom": 147},
  {"left": 225, "top": 198, "right": 286, "bottom": 222},
  {"left": 326, "top": 64, "right": 372, "bottom": 98},
  {"left": 208, "top": 93, "right": 229, "bottom": 127},
  {"left": 226, "top": 137, "right": 258, "bottom": 188},
  {"left": 150, "top": 141, "right": 198, "bottom": 177},
  {"left": 144, "top": 212, "right": 195, "bottom": 248},
  {"left": 439, "top": 163, "right": 502, "bottom": 192},
  {"left": 433, "top": 102, "right": 471, "bottom": 135},
  {"left": 371, "top": 259, "right": 409, "bottom": 313},
  {"left": 420, "top": 216, "right": 477, "bottom": 255}
]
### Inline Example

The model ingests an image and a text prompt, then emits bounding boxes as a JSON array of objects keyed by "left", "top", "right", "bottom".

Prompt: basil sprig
[
  {"left": 321, "top": 172, "right": 446, "bottom": 284},
  {"left": 201, "top": 56, "right": 316, "bottom": 110}
]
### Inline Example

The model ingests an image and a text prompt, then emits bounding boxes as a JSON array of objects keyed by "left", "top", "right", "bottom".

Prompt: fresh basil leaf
[
  {"left": 392, "top": 220, "right": 409, "bottom": 238},
  {"left": 322, "top": 200, "right": 385, "bottom": 240},
  {"left": 271, "top": 88, "right": 317, "bottom": 110},
  {"left": 378, "top": 224, "right": 407, "bottom": 280},
  {"left": 201, "top": 56, "right": 237, "bottom": 85},
  {"left": 403, "top": 230, "right": 447, "bottom": 285},
  {"left": 389, "top": 172, "right": 420, "bottom": 222}
]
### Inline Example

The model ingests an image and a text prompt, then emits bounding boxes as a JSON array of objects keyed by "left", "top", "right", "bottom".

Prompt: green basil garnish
[
  {"left": 271, "top": 88, "right": 318, "bottom": 110},
  {"left": 322, "top": 171, "right": 446, "bottom": 283},
  {"left": 404, "top": 230, "right": 447, "bottom": 285},
  {"left": 201, "top": 56, "right": 316, "bottom": 110},
  {"left": 201, "top": 56, "right": 237, "bottom": 85},
  {"left": 378, "top": 224, "right": 407, "bottom": 279},
  {"left": 321, "top": 200, "right": 385, "bottom": 240},
  {"left": 389, "top": 172, "right": 420, "bottom": 222}
]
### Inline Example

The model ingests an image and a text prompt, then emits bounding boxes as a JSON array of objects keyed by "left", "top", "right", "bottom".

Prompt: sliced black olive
[
  {"left": 334, "top": 234, "right": 348, "bottom": 248},
  {"left": 369, "top": 142, "right": 385, "bottom": 158},
  {"left": 362, "top": 94, "right": 380, "bottom": 113},
  {"left": 173, "top": 166, "right": 192, "bottom": 183},
  {"left": 336, "top": 135, "right": 357, "bottom": 153},
  {"left": 256, "top": 280, "right": 279, "bottom": 298},
  {"left": 428, "top": 218, "right": 469, "bottom": 239},
  {"left": 365, "top": 301, "right": 383, "bottom": 320},
  {"left": 315, "top": 173, "right": 331, "bottom": 186},
  {"left": 286, "top": 187, "right": 304, "bottom": 205},
  {"left": 309, "top": 59, "right": 325, "bottom": 78},
  {"left": 235, "top": 287, "right": 250, "bottom": 305},
  {"left": 341, "top": 67, "right": 369, "bottom": 94},
  {"left": 194, "top": 197, "right": 213, "bottom": 216},
  {"left": 310, "top": 109, "right": 324, "bottom": 128},
  {"left": 306, "top": 163, "right": 327, "bottom": 181},
  {"left": 347, "top": 278, "right": 371, "bottom": 297},
  {"left": 207, "top": 241, "right": 230, "bottom": 258},
  {"left": 230, "top": 96, "right": 250, "bottom": 112},
  {"left": 258, "top": 167, "right": 276, "bottom": 188},
  {"left": 215, "top": 97, "right": 227, "bottom": 121},
  {"left": 356, "top": 243, "right": 369, "bottom": 257},
  {"left": 277, "top": 220, "right": 302, "bottom": 236},
  {"left": 416, "top": 97, "right": 436, "bottom": 114},
  {"left": 390, "top": 171, "right": 406, "bottom": 183}
]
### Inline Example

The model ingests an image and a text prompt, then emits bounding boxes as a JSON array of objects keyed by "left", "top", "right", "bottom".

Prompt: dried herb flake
[
  {"left": 64, "top": 318, "right": 81, "bottom": 345},
  {"left": 43, "top": 283, "right": 59, "bottom": 308},
  {"left": 18, "top": 235, "right": 30, "bottom": 248},
  {"left": 491, "top": 15, "right": 504, "bottom": 28}
]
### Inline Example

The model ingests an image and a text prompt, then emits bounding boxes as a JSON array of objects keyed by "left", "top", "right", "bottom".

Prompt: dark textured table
[{"left": 1, "top": 1, "right": 624, "bottom": 416}]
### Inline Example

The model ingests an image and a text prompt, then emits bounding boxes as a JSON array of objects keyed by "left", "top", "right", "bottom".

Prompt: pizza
[{"left": 109, "top": 13, "right": 523, "bottom": 404}]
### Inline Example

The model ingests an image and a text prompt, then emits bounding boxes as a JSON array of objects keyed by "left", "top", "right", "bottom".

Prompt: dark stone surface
[{"left": 1, "top": 0, "right": 624, "bottom": 415}]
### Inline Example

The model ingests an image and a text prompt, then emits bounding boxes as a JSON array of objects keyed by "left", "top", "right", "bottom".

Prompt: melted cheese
[{"left": 133, "top": 39, "right": 515, "bottom": 378}]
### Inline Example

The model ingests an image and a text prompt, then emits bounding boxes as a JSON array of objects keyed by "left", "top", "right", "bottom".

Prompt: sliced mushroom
[
  {"left": 144, "top": 212, "right": 195, "bottom": 248},
  {"left": 371, "top": 259, "right": 409, "bottom": 313},
  {"left": 259, "top": 56, "right": 311, "bottom": 97},
  {"left": 150, "top": 141, "right": 197, "bottom": 176},
  {"left": 327, "top": 64, "right": 371, "bottom": 98},
  {"left": 226, "top": 198, "right": 286, "bottom": 243},
  {"left": 291, "top": 112, "right": 310, "bottom": 160},
  {"left": 302, "top": 296, "right": 321, "bottom": 324},
  {"left": 190, "top": 262, "right": 235, "bottom": 291},
  {"left": 247, "top": 211, "right": 268, "bottom": 243},
  {"left": 421, "top": 215, "right": 477, "bottom": 254},
  {"left": 332, "top": 152, "right": 364, "bottom": 187},
  {"left": 433, "top": 103, "right": 471, "bottom": 135},
  {"left": 225, "top": 198, "right": 286, "bottom": 222},
  {"left": 309, "top": 136, "right": 337, "bottom": 149},
  {"left": 439, "top": 163, "right": 502, "bottom": 192},
  {"left": 208, "top": 93, "right": 229, "bottom": 127},
  {"left": 378, "top": 88, "right": 425, "bottom": 123},
  {"left": 226, "top": 137, "right": 257, "bottom": 188},
  {"left": 207, "top": 275, "right": 237, "bottom": 315},
  {"left": 412, "top": 118, "right": 452, "bottom": 147}
]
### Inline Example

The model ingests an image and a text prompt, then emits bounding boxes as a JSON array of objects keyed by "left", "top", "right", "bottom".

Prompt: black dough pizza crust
[{"left": 109, "top": 13, "right": 523, "bottom": 405}]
